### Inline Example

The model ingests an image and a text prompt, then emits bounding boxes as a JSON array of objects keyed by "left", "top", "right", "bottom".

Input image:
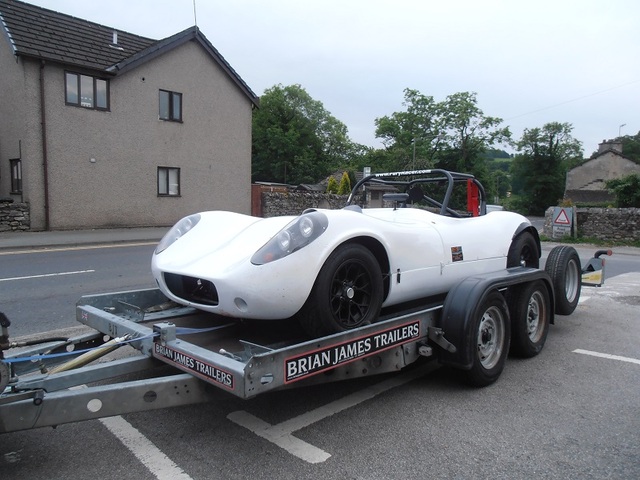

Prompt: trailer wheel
[
  {"left": 297, "top": 243, "right": 383, "bottom": 337},
  {"left": 507, "top": 231, "right": 539, "bottom": 268},
  {"left": 545, "top": 246, "right": 581, "bottom": 315},
  {"left": 464, "top": 290, "right": 511, "bottom": 387},
  {"left": 508, "top": 280, "right": 551, "bottom": 358}
]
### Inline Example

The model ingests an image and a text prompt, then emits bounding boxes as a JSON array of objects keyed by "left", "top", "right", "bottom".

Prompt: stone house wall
[{"left": 0, "top": 201, "right": 30, "bottom": 231}]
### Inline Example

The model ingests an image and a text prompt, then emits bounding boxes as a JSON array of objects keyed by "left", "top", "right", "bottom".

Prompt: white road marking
[
  {"left": 69, "top": 386, "right": 191, "bottom": 479},
  {"left": 0, "top": 242, "right": 157, "bottom": 256},
  {"left": 573, "top": 349, "right": 640, "bottom": 365},
  {"left": 99, "top": 416, "right": 193, "bottom": 480},
  {"left": 228, "top": 361, "right": 439, "bottom": 464},
  {"left": 0, "top": 269, "right": 95, "bottom": 282}
]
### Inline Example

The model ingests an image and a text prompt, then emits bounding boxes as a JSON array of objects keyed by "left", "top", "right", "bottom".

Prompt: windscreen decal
[{"left": 284, "top": 320, "right": 421, "bottom": 383}]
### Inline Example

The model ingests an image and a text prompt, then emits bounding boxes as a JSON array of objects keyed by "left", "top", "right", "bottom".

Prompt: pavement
[{"left": 0, "top": 226, "right": 169, "bottom": 251}]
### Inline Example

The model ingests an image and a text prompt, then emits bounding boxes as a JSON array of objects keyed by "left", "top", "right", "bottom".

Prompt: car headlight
[
  {"left": 251, "top": 211, "right": 328, "bottom": 265},
  {"left": 155, "top": 213, "right": 201, "bottom": 254}
]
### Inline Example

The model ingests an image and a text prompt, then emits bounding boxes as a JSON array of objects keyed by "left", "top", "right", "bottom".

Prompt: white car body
[{"left": 152, "top": 205, "right": 532, "bottom": 320}]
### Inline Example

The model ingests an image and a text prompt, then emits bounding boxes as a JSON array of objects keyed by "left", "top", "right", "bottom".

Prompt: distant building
[
  {"left": 0, "top": 0, "right": 258, "bottom": 230},
  {"left": 564, "top": 140, "right": 640, "bottom": 204}
]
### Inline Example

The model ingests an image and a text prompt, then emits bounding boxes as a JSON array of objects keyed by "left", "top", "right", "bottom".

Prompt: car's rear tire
[
  {"left": 508, "top": 280, "right": 551, "bottom": 358},
  {"left": 545, "top": 245, "right": 581, "bottom": 315},
  {"left": 297, "top": 243, "right": 383, "bottom": 337},
  {"left": 464, "top": 290, "right": 511, "bottom": 387},
  {"left": 507, "top": 231, "right": 539, "bottom": 268}
]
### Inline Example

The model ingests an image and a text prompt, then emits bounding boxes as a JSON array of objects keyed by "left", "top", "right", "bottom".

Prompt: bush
[
  {"left": 326, "top": 176, "right": 339, "bottom": 194},
  {"left": 337, "top": 171, "right": 352, "bottom": 195},
  {"left": 606, "top": 173, "right": 640, "bottom": 207}
]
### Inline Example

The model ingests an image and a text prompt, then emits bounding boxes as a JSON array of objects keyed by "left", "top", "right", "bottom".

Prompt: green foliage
[
  {"left": 252, "top": 84, "right": 357, "bottom": 185},
  {"left": 621, "top": 132, "right": 640, "bottom": 162},
  {"left": 372, "top": 89, "right": 511, "bottom": 186},
  {"left": 483, "top": 148, "right": 512, "bottom": 159},
  {"left": 337, "top": 171, "right": 351, "bottom": 195},
  {"left": 510, "top": 122, "right": 582, "bottom": 215},
  {"left": 606, "top": 173, "right": 640, "bottom": 207},
  {"left": 326, "top": 176, "right": 339, "bottom": 194}
]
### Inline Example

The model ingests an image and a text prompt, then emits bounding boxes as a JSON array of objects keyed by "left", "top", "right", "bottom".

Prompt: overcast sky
[{"left": 27, "top": 0, "right": 640, "bottom": 156}]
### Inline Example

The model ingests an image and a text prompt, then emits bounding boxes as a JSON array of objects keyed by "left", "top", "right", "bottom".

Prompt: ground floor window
[
  {"left": 158, "top": 167, "right": 180, "bottom": 196},
  {"left": 10, "top": 158, "right": 22, "bottom": 194}
]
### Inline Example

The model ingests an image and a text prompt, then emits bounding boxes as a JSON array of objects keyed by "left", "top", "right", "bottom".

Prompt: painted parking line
[
  {"left": 228, "top": 361, "right": 440, "bottom": 464},
  {"left": 70, "top": 385, "right": 192, "bottom": 480},
  {"left": 573, "top": 349, "right": 640, "bottom": 365},
  {"left": 100, "top": 416, "right": 193, "bottom": 480},
  {"left": 0, "top": 269, "right": 95, "bottom": 282}
]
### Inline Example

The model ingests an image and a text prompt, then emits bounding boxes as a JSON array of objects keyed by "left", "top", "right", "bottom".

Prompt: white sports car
[{"left": 152, "top": 170, "right": 540, "bottom": 336}]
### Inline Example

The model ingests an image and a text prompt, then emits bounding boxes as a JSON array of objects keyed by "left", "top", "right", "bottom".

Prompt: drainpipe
[{"left": 39, "top": 60, "right": 50, "bottom": 230}]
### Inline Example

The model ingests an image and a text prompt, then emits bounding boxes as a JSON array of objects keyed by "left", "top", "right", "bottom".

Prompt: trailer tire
[
  {"left": 545, "top": 246, "right": 581, "bottom": 315},
  {"left": 464, "top": 290, "right": 511, "bottom": 387},
  {"left": 297, "top": 243, "right": 383, "bottom": 337},
  {"left": 507, "top": 231, "right": 539, "bottom": 269},
  {"left": 508, "top": 280, "right": 551, "bottom": 358}
]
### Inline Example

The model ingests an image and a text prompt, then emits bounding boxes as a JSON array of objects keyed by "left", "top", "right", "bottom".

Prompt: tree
[
  {"left": 374, "top": 89, "right": 441, "bottom": 171},
  {"left": 620, "top": 131, "right": 640, "bottom": 162},
  {"left": 436, "top": 92, "right": 511, "bottom": 183},
  {"left": 373, "top": 89, "right": 511, "bottom": 184},
  {"left": 606, "top": 173, "right": 640, "bottom": 207},
  {"left": 510, "top": 122, "right": 582, "bottom": 215},
  {"left": 326, "top": 176, "right": 338, "bottom": 194},
  {"left": 337, "top": 171, "right": 351, "bottom": 195},
  {"left": 252, "top": 84, "right": 356, "bottom": 185}
]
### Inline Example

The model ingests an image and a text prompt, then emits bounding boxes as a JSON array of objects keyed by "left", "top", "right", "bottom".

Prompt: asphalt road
[{"left": 1, "top": 243, "right": 639, "bottom": 479}]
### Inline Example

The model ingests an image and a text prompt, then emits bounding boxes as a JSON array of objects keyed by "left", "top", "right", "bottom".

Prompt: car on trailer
[{"left": 152, "top": 169, "right": 542, "bottom": 338}]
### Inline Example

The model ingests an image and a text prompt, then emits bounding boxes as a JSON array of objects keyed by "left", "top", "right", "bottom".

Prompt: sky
[{"left": 25, "top": 0, "right": 640, "bottom": 157}]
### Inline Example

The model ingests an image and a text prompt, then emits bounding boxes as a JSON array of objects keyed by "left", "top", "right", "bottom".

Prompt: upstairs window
[
  {"left": 158, "top": 167, "right": 180, "bottom": 196},
  {"left": 10, "top": 159, "right": 22, "bottom": 194},
  {"left": 159, "top": 90, "right": 182, "bottom": 122},
  {"left": 65, "top": 72, "right": 109, "bottom": 110}
]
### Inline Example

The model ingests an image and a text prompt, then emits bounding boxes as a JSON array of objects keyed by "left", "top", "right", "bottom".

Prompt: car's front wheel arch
[
  {"left": 296, "top": 238, "right": 388, "bottom": 337},
  {"left": 344, "top": 236, "right": 390, "bottom": 301}
]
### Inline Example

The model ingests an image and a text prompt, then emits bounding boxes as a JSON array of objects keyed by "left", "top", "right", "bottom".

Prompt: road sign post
[{"left": 552, "top": 207, "right": 573, "bottom": 239}]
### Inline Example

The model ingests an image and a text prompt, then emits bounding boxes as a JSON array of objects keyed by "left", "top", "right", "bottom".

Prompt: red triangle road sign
[{"left": 554, "top": 209, "right": 571, "bottom": 225}]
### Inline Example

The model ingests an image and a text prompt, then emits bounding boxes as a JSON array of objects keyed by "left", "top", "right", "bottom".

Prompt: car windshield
[{"left": 346, "top": 169, "right": 488, "bottom": 218}]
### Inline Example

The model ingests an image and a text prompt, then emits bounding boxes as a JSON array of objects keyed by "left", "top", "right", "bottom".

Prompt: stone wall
[
  {"left": 261, "top": 192, "right": 348, "bottom": 217},
  {"left": 0, "top": 201, "right": 30, "bottom": 231},
  {"left": 544, "top": 207, "right": 639, "bottom": 242}
]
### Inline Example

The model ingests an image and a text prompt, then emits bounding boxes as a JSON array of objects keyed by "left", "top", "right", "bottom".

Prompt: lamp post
[
  {"left": 619, "top": 124, "right": 626, "bottom": 137},
  {"left": 412, "top": 138, "right": 416, "bottom": 170}
]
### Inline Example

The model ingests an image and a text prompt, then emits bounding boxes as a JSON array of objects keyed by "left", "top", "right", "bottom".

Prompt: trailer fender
[{"left": 437, "top": 268, "right": 554, "bottom": 370}]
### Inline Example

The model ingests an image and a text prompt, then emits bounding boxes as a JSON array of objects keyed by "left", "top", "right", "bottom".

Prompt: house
[
  {"left": 564, "top": 139, "right": 640, "bottom": 204},
  {"left": 0, "top": 0, "right": 259, "bottom": 231}
]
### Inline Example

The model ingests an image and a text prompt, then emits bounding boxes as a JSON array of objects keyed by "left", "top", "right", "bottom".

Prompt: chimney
[
  {"left": 112, "top": 30, "right": 118, "bottom": 45},
  {"left": 598, "top": 139, "right": 623, "bottom": 154}
]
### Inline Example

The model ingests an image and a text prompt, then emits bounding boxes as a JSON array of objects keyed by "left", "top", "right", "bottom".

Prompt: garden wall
[
  {"left": 544, "top": 207, "right": 639, "bottom": 242},
  {"left": 260, "top": 192, "right": 348, "bottom": 217}
]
